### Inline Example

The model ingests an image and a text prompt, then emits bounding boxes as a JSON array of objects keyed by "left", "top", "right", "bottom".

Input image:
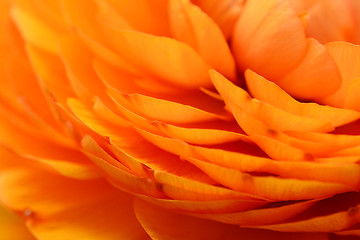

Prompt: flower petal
[
  {"left": 0, "top": 154, "right": 149, "bottom": 240},
  {"left": 169, "top": 0, "right": 236, "bottom": 79},
  {"left": 195, "top": 200, "right": 316, "bottom": 226},
  {"left": 251, "top": 205, "right": 360, "bottom": 232},
  {"left": 191, "top": 0, "right": 243, "bottom": 39},
  {"left": 245, "top": 69, "right": 360, "bottom": 128},
  {"left": 154, "top": 171, "right": 260, "bottom": 201},
  {"left": 276, "top": 38, "right": 341, "bottom": 99},
  {"left": 0, "top": 203, "right": 35, "bottom": 240},
  {"left": 210, "top": 70, "right": 334, "bottom": 133},
  {"left": 321, "top": 41, "right": 360, "bottom": 107},
  {"left": 109, "top": 91, "right": 231, "bottom": 124},
  {"left": 10, "top": 6, "right": 61, "bottom": 53},
  {"left": 134, "top": 199, "right": 328, "bottom": 240},
  {"left": 103, "top": 0, "right": 170, "bottom": 36},
  {"left": 187, "top": 156, "right": 353, "bottom": 201},
  {"left": 101, "top": 29, "right": 212, "bottom": 88},
  {"left": 153, "top": 121, "right": 250, "bottom": 145},
  {"left": 232, "top": 0, "right": 307, "bottom": 80}
]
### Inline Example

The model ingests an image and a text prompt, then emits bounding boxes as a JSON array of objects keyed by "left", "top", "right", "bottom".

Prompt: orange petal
[
  {"left": 0, "top": 160, "right": 148, "bottom": 240},
  {"left": 169, "top": 0, "right": 236, "bottom": 79},
  {"left": 191, "top": 0, "right": 243, "bottom": 39},
  {"left": 195, "top": 200, "right": 316, "bottom": 226},
  {"left": 305, "top": 0, "right": 355, "bottom": 44},
  {"left": 59, "top": 36, "right": 106, "bottom": 100},
  {"left": 321, "top": 41, "right": 360, "bottom": 107},
  {"left": 232, "top": 0, "right": 307, "bottom": 80},
  {"left": 101, "top": 29, "right": 212, "bottom": 88},
  {"left": 250, "top": 134, "right": 316, "bottom": 161},
  {"left": 334, "top": 229, "right": 360, "bottom": 238},
  {"left": 276, "top": 161, "right": 360, "bottom": 188},
  {"left": 81, "top": 144, "right": 165, "bottom": 198},
  {"left": 103, "top": 0, "right": 169, "bottom": 36},
  {"left": 344, "top": 78, "right": 360, "bottom": 111},
  {"left": 0, "top": 106, "right": 92, "bottom": 169},
  {"left": 286, "top": 131, "right": 360, "bottom": 153},
  {"left": 138, "top": 195, "right": 266, "bottom": 214},
  {"left": 62, "top": 0, "right": 137, "bottom": 73},
  {"left": 94, "top": 0, "right": 132, "bottom": 30},
  {"left": 245, "top": 69, "right": 360, "bottom": 128},
  {"left": 210, "top": 70, "right": 333, "bottom": 133},
  {"left": 0, "top": 203, "right": 36, "bottom": 240},
  {"left": 193, "top": 144, "right": 360, "bottom": 187},
  {"left": 153, "top": 121, "right": 250, "bottom": 145},
  {"left": 111, "top": 134, "right": 215, "bottom": 185},
  {"left": 276, "top": 38, "right": 341, "bottom": 99},
  {"left": 251, "top": 204, "right": 360, "bottom": 232},
  {"left": 92, "top": 97, "right": 129, "bottom": 127},
  {"left": 187, "top": 157, "right": 353, "bottom": 201},
  {"left": 216, "top": 101, "right": 334, "bottom": 157},
  {"left": 134, "top": 199, "right": 328, "bottom": 240},
  {"left": 67, "top": 98, "right": 131, "bottom": 139},
  {"left": 25, "top": 43, "right": 74, "bottom": 108},
  {"left": 192, "top": 146, "right": 276, "bottom": 173},
  {"left": 114, "top": 92, "right": 231, "bottom": 124},
  {"left": 154, "top": 171, "right": 259, "bottom": 201},
  {"left": 10, "top": 6, "right": 61, "bottom": 53}
]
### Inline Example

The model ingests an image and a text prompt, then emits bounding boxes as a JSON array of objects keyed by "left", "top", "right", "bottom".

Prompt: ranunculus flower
[{"left": 1, "top": 0, "right": 360, "bottom": 239}]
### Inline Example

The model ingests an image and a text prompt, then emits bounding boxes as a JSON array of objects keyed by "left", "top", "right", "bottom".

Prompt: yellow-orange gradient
[{"left": 1, "top": 0, "right": 360, "bottom": 239}]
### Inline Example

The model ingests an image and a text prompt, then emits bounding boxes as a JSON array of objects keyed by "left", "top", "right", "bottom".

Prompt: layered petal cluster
[{"left": 1, "top": 0, "right": 360, "bottom": 239}]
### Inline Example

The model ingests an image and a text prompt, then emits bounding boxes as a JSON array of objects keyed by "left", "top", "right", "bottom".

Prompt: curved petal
[
  {"left": 101, "top": 29, "right": 212, "bottom": 88},
  {"left": 0, "top": 204, "right": 36, "bottom": 240},
  {"left": 232, "top": 0, "right": 307, "bottom": 80},
  {"left": 0, "top": 156, "right": 149, "bottom": 240},
  {"left": 134, "top": 199, "right": 329, "bottom": 240},
  {"left": 210, "top": 70, "right": 333, "bottom": 133},
  {"left": 276, "top": 38, "right": 341, "bottom": 99},
  {"left": 245, "top": 69, "right": 360, "bottom": 128},
  {"left": 169, "top": 0, "right": 236, "bottom": 79},
  {"left": 10, "top": 6, "right": 61, "bottom": 53},
  {"left": 321, "top": 42, "right": 360, "bottom": 107}
]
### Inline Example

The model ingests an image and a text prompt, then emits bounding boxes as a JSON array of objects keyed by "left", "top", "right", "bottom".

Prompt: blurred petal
[
  {"left": 134, "top": 199, "right": 329, "bottom": 240},
  {"left": 0, "top": 153, "right": 149, "bottom": 240},
  {"left": 10, "top": 6, "right": 61, "bottom": 53},
  {"left": 0, "top": 204, "right": 35, "bottom": 240}
]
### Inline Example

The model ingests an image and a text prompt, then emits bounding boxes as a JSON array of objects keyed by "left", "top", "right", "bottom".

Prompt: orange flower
[{"left": 1, "top": 0, "right": 360, "bottom": 239}]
